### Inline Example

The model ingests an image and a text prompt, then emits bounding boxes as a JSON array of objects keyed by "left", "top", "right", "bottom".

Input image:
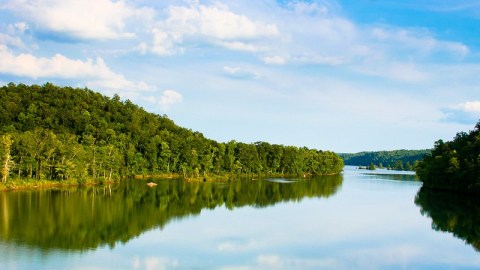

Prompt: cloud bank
[{"left": 2, "top": 0, "right": 154, "bottom": 40}]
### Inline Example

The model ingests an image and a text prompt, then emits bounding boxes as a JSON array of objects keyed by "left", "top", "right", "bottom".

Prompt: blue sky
[{"left": 0, "top": 0, "right": 479, "bottom": 152}]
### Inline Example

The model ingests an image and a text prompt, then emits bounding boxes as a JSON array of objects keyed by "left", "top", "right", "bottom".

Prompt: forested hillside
[
  {"left": 340, "top": 149, "right": 431, "bottom": 170},
  {"left": 416, "top": 121, "right": 480, "bottom": 194},
  {"left": 0, "top": 83, "right": 343, "bottom": 184}
]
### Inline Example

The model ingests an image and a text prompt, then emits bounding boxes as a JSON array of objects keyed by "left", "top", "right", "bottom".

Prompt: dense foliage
[
  {"left": 415, "top": 187, "right": 480, "bottom": 251},
  {"left": 416, "top": 121, "right": 480, "bottom": 194},
  {"left": 0, "top": 83, "right": 343, "bottom": 182},
  {"left": 340, "top": 149, "right": 431, "bottom": 171},
  {"left": 0, "top": 175, "right": 342, "bottom": 250}
]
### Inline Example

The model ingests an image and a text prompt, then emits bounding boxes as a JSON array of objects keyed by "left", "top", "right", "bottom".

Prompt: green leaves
[
  {"left": 417, "top": 120, "right": 480, "bottom": 194},
  {"left": 0, "top": 83, "right": 344, "bottom": 180}
]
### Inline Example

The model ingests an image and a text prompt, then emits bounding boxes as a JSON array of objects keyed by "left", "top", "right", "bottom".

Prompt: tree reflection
[
  {"left": 363, "top": 173, "right": 418, "bottom": 181},
  {"left": 415, "top": 187, "right": 480, "bottom": 252},
  {"left": 0, "top": 175, "right": 342, "bottom": 251}
]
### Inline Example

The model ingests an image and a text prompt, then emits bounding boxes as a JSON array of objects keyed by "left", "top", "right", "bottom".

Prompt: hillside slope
[
  {"left": 340, "top": 149, "right": 431, "bottom": 170},
  {"left": 0, "top": 83, "right": 343, "bottom": 183}
]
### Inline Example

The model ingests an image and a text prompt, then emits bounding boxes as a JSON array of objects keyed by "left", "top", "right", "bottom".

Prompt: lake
[{"left": 0, "top": 166, "right": 479, "bottom": 269}]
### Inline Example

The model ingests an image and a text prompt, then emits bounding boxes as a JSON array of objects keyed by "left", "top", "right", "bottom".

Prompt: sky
[{"left": 0, "top": 0, "right": 479, "bottom": 153}]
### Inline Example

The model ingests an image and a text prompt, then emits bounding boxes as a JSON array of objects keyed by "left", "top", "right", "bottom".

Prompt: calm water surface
[{"left": 1, "top": 166, "right": 479, "bottom": 269}]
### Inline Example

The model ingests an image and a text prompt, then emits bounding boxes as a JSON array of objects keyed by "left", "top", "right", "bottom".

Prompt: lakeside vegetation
[
  {"left": 340, "top": 149, "right": 431, "bottom": 171},
  {"left": 416, "top": 121, "right": 480, "bottom": 194},
  {"left": 0, "top": 83, "right": 343, "bottom": 189}
]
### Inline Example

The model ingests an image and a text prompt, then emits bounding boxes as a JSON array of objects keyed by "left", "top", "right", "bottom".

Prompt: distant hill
[
  {"left": 339, "top": 149, "right": 431, "bottom": 171},
  {"left": 0, "top": 82, "right": 343, "bottom": 183}
]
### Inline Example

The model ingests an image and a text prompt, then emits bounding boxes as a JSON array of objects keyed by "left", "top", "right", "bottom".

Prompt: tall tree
[{"left": 1, "top": 134, "right": 13, "bottom": 183}]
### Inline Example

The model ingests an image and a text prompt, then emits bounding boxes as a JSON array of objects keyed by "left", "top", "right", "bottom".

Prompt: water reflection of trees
[
  {"left": 363, "top": 173, "right": 418, "bottom": 181},
  {"left": 0, "top": 175, "right": 342, "bottom": 251},
  {"left": 415, "top": 187, "right": 480, "bottom": 252}
]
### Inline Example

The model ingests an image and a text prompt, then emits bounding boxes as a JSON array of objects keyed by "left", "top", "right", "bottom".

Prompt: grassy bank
[
  {"left": 0, "top": 178, "right": 117, "bottom": 192},
  {"left": 0, "top": 171, "right": 342, "bottom": 191}
]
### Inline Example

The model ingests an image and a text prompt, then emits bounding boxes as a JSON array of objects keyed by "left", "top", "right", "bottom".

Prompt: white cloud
[
  {"left": 370, "top": 27, "right": 469, "bottom": 58},
  {"left": 257, "top": 255, "right": 283, "bottom": 268},
  {"left": 291, "top": 55, "right": 345, "bottom": 66},
  {"left": 219, "top": 4, "right": 355, "bottom": 67},
  {"left": 2, "top": 0, "right": 154, "bottom": 40},
  {"left": 442, "top": 101, "right": 480, "bottom": 124},
  {"left": 147, "top": 2, "right": 280, "bottom": 55},
  {"left": 217, "top": 41, "right": 266, "bottom": 52},
  {"left": 223, "top": 66, "right": 261, "bottom": 80},
  {"left": 145, "top": 257, "right": 178, "bottom": 270},
  {"left": 0, "top": 45, "right": 150, "bottom": 91},
  {"left": 220, "top": 254, "right": 340, "bottom": 270},
  {"left": 217, "top": 240, "right": 258, "bottom": 252},
  {"left": 0, "top": 33, "right": 27, "bottom": 49},
  {"left": 288, "top": 1, "right": 329, "bottom": 15},
  {"left": 452, "top": 101, "right": 480, "bottom": 113},
  {"left": 168, "top": 3, "right": 279, "bottom": 40},
  {"left": 158, "top": 89, "right": 182, "bottom": 111},
  {"left": 344, "top": 244, "right": 425, "bottom": 268},
  {"left": 14, "top": 22, "right": 28, "bottom": 33},
  {"left": 0, "top": 22, "right": 30, "bottom": 49},
  {"left": 135, "top": 42, "right": 149, "bottom": 54},
  {"left": 355, "top": 61, "right": 429, "bottom": 83},
  {"left": 132, "top": 256, "right": 178, "bottom": 270},
  {"left": 262, "top": 54, "right": 344, "bottom": 66},
  {"left": 4, "top": 21, "right": 29, "bottom": 35},
  {"left": 262, "top": 56, "right": 286, "bottom": 65},
  {"left": 255, "top": 4, "right": 469, "bottom": 68}
]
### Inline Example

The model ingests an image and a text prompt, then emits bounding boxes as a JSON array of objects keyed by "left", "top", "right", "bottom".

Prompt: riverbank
[
  {"left": 0, "top": 172, "right": 341, "bottom": 191},
  {"left": 0, "top": 178, "right": 117, "bottom": 192}
]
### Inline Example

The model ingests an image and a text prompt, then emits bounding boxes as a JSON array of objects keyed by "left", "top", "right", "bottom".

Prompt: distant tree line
[
  {"left": 340, "top": 149, "right": 431, "bottom": 171},
  {"left": 0, "top": 83, "right": 343, "bottom": 183},
  {"left": 416, "top": 121, "right": 480, "bottom": 194}
]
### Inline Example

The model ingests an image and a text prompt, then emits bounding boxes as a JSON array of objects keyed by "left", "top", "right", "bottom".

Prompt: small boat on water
[{"left": 146, "top": 182, "right": 157, "bottom": 187}]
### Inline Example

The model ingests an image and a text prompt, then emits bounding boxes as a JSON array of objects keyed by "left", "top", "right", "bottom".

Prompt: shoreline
[
  {"left": 0, "top": 178, "right": 118, "bottom": 192},
  {"left": 0, "top": 171, "right": 343, "bottom": 192}
]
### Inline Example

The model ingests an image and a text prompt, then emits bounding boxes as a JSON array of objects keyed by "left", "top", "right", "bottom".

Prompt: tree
[
  {"left": 416, "top": 120, "right": 480, "bottom": 194},
  {"left": 1, "top": 134, "right": 13, "bottom": 182},
  {"left": 236, "top": 142, "right": 260, "bottom": 174},
  {"left": 224, "top": 141, "right": 237, "bottom": 172},
  {"left": 393, "top": 160, "right": 404, "bottom": 171},
  {"left": 0, "top": 83, "right": 345, "bottom": 182},
  {"left": 340, "top": 149, "right": 430, "bottom": 170}
]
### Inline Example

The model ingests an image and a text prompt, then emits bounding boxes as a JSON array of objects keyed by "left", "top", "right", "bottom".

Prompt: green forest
[
  {"left": 340, "top": 149, "right": 431, "bottom": 171},
  {"left": 416, "top": 121, "right": 480, "bottom": 194},
  {"left": 0, "top": 83, "right": 343, "bottom": 187}
]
